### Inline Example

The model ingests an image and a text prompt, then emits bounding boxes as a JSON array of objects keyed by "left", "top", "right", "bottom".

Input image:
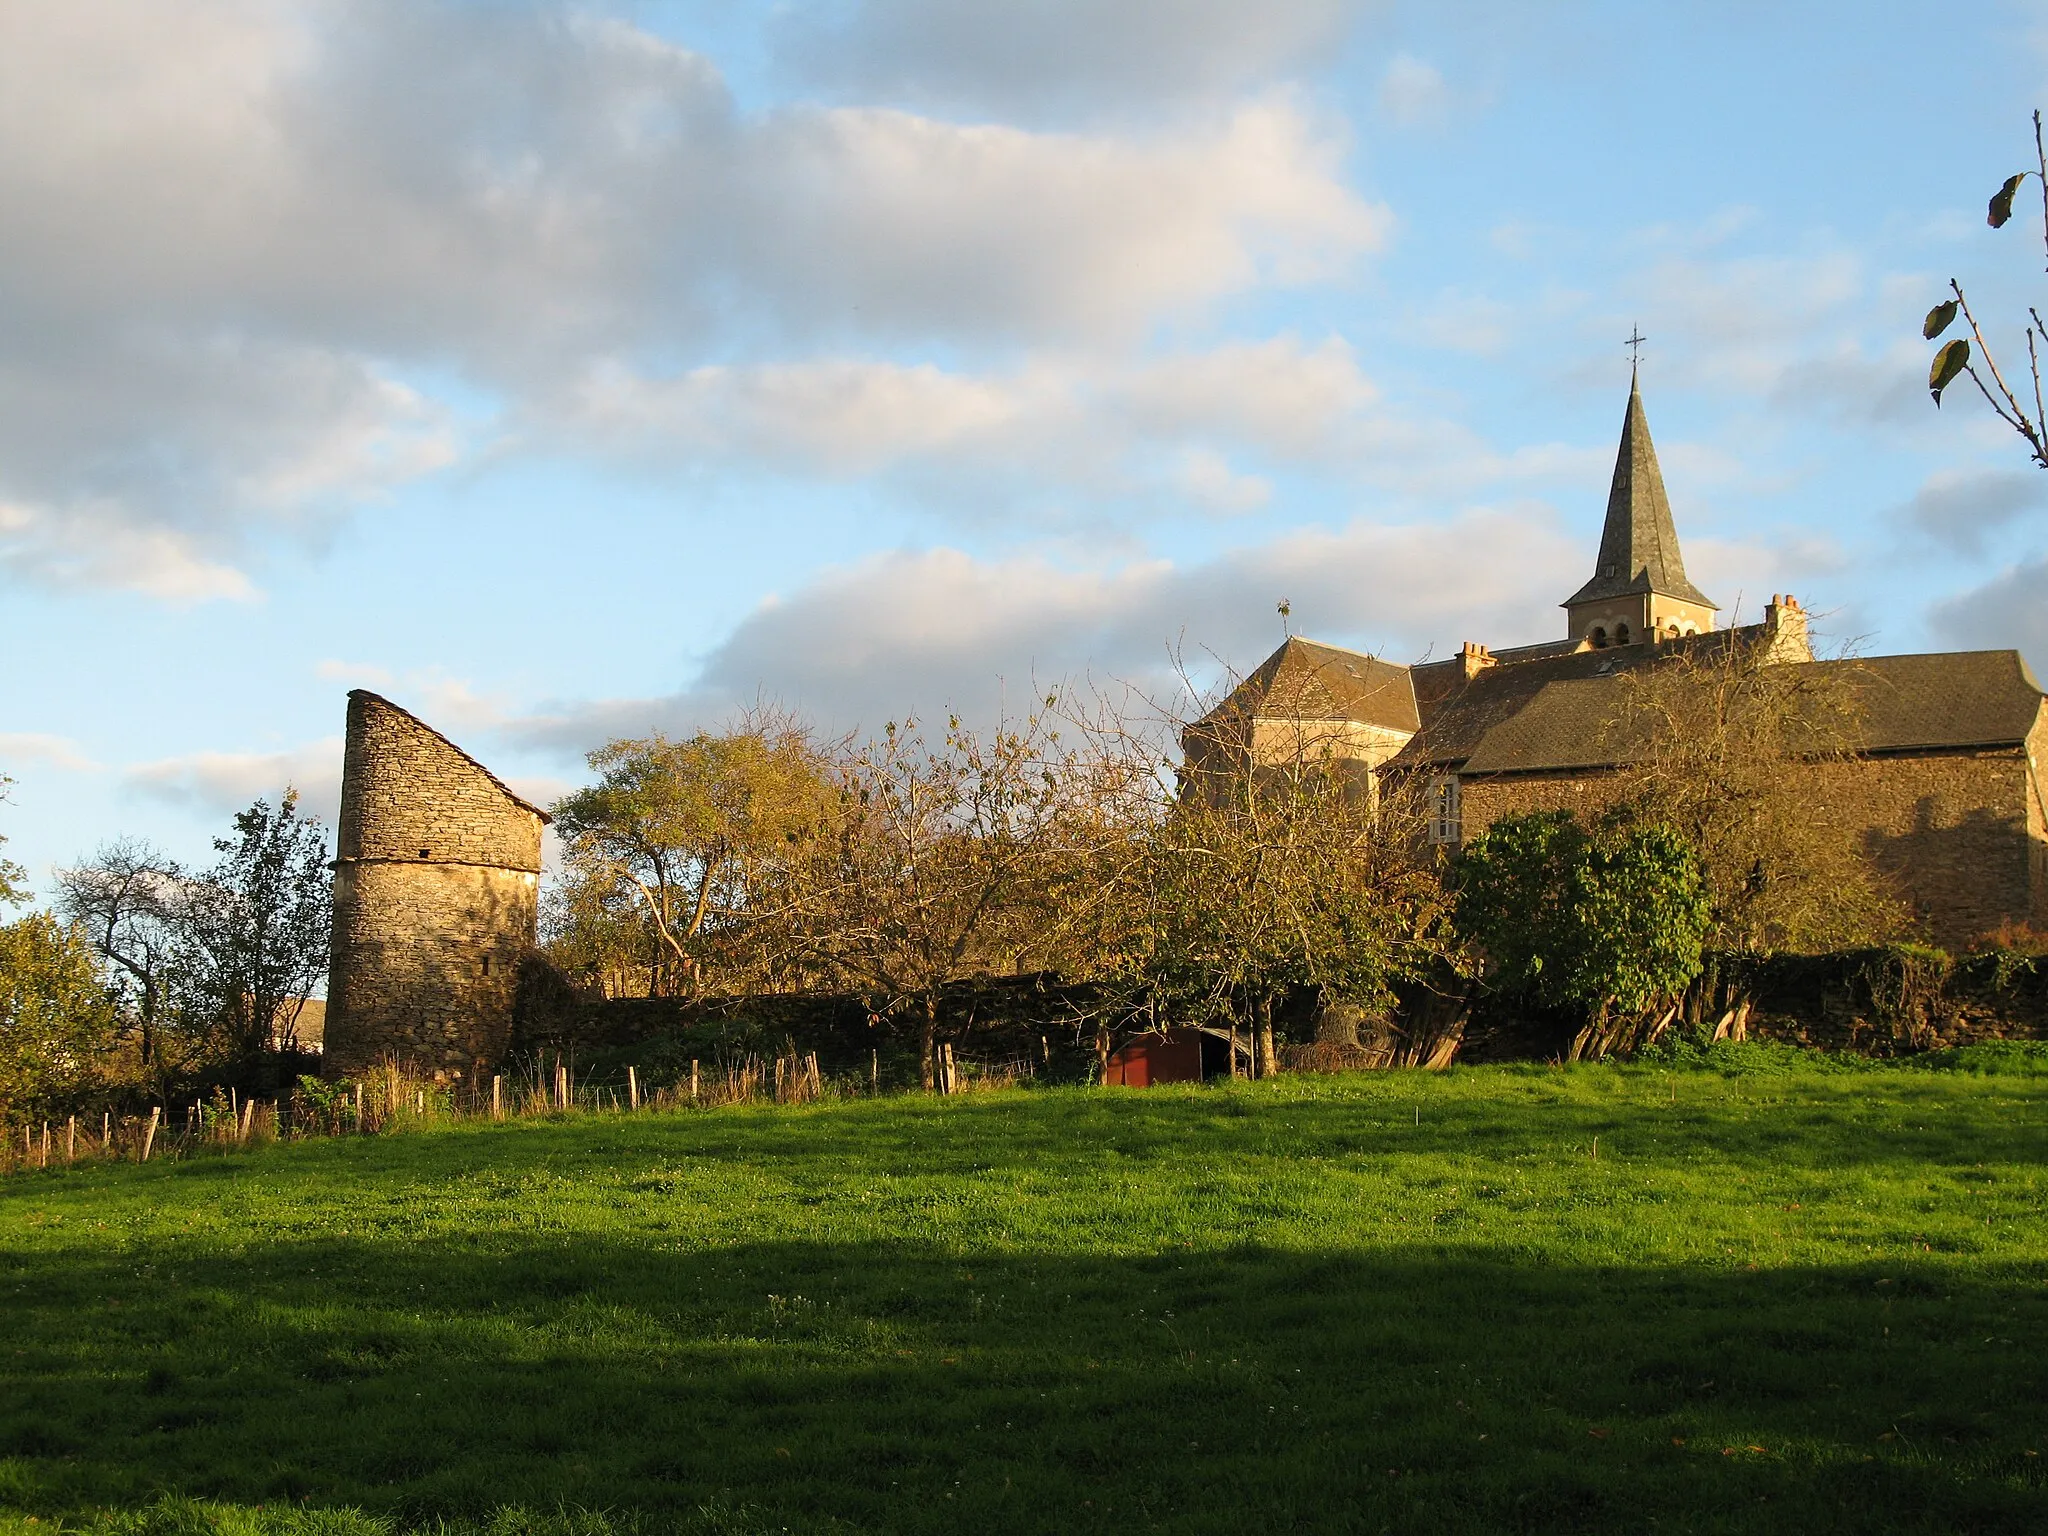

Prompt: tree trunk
[
  {"left": 920, "top": 996, "right": 938, "bottom": 1093},
  {"left": 1256, "top": 997, "right": 1278, "bottom": 1078}
]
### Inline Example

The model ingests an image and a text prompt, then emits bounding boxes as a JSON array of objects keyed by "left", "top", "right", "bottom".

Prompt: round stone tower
[{"left": 323, "top": 690, "right": 549, "bottom": 1081}]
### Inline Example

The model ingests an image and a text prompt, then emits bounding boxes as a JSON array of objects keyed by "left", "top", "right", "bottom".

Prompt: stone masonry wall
[
  {"left": 325, "top": 691, "right": 546, "bottom": 1080},
  {"left": 337, "top": 692, "right": 543, "bottom": 869},
  {"left": 1457, "top": 747, "right": 2038, "bottom": 949}
]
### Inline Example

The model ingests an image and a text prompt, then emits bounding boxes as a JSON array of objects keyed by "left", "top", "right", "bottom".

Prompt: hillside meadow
[{"left": 0, "top": 1052, "right": 2044, "bottom": 1534}]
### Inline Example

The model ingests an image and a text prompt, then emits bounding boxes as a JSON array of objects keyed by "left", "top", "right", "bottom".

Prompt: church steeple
[{"left": 1562, "top": 380, "right": 1718, "bottom": 645}]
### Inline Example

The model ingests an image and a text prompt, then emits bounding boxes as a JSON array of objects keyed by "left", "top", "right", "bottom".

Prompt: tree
[
  {"left": 0, "top": 912, "right": 119, "bottom": 1120},
  {"left": 1924, "top": 109, "right": 2048, "bottom": 468},
  {"left": 174, "top": 792, "right": 332, "bottom": 1062},
  {"left": 551, "top": 716, "right": 836, "bottom": 997},
  {"left": 1455, "top": 811, "right": 1710, "bottom": 1052},
  {"left": 773, "top": 708, "right": 1096, "bottom": 1088},
  {"left": 0, "top": 772, "right": 28, "bottom": 909},
  {"left": 1093, "top": 720, "right": 1455, "bottom": 1075},
  {"left": 1606, "top": 642, "right": 1905, "bottom": 956},
  {"left": 55, "top": 839, "right": 185, "bottom": 1066}
]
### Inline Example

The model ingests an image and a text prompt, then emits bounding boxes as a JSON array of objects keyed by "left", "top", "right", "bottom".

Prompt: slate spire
[{"left": 1562, "top": 381, "right": 1716, "bottom": 610}]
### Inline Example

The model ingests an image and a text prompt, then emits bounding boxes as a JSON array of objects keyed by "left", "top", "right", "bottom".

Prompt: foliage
[
  {"left": 0, "top": 772, "right": 27, "bottom": 909},
  {"left": 0, "top": 912, "right": 120, "bottom": 1118},
  {"left": 1923, "top": 108, "right": 2048, "bottom": 468},
  {"left": 1097, "top": 744, "right": 1454, "bottom": 1069},
  {"left": 1457, "top": 811, "right": 1710, "bottom": 1022},
  {"left": 550, "top": 716, "right": 836, "bottom": 997},
  {"left": 172, "top": 792, "right": 332, "bottom": 1062},
  {"left": 1606, "top": 640, "right": 1907, "bottom": 954},
  {"left": 0, "top": 1068, "right": 2044, "bottom": 1533}
]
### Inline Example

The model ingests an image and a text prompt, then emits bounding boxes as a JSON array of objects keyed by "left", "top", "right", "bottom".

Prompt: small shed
[{"left": 1104, "top": 1027, "right": 1243, "bottom": 1087}]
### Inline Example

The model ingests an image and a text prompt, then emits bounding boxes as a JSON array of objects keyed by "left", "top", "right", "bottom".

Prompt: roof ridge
[{"left": 348, "top": 689, "right": 553, "bottom": 824}]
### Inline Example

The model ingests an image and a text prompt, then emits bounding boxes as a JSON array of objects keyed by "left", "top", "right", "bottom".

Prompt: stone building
[
  {"left": 324, "top": 690, "right": 549, "bottom": 1079},
  {"left": 1187, "top": 380, "right": 2048, "bottom": 946}
]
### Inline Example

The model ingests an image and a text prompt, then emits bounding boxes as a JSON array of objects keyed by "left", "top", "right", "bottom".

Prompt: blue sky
[{"left": 5, "top": 0, "right": 2048, "bottom": 892}]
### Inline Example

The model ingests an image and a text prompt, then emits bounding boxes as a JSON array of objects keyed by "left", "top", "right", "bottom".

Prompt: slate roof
[
  {"left": 1562, "top": 384, "right": 1717, "bottom": 611},
  {"left": 1207, "top": 637, "right": 1419, "bottom": 734},
  {"left": 1391, "top": 646, "right": 2045, "bottom": 777}
]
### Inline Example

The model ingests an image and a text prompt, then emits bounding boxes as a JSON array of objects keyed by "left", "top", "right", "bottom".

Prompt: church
[{"left": 1185, "top": 380, "right": 2048, "bottom": 947}]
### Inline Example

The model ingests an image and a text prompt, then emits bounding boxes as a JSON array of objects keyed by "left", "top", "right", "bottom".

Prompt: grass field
[{"left": 1, "top": 1051, "right": 2044, "bottom": 1534}]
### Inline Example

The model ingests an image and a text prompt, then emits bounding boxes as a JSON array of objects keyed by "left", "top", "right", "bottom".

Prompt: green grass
[{"left": 1, "top": 1059, "right": 2045, "bottom": 1534}]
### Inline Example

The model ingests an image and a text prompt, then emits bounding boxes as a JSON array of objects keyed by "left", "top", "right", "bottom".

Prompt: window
[
  {"left": 1616, "top": 622, "right": 1631, "bottom": 645},
  {"left": 1590, "top": 626, "right": 1608, "bottom": 648},
  {"left": 1428, "top": 776, "right": 1462, "bottom": 846}
]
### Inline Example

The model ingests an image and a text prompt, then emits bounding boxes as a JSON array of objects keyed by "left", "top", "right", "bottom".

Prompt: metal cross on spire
[{"left": 1626, "top": 325, "right": 1648, "bottom": 380}]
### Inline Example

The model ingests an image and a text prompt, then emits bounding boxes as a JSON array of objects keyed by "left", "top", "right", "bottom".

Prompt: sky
[{"left": 6, "top": 0, "right": 2048, "bottom": 894}]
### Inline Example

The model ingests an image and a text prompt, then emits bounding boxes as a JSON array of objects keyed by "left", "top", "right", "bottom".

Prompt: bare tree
[
  {"left": 771, "top": 705, "right": 1106, "bottom": 1088},
  {"left": 1606, "top": 642, "right": 1906, "bottom": 958},
  {"left": 55, "top": 839, "right": 186, "bottom": 1066}
]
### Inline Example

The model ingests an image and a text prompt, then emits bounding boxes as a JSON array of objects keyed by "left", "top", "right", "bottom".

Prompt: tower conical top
[{"left": 1561, "top": 380, "right": 1716, "bottom": 612}]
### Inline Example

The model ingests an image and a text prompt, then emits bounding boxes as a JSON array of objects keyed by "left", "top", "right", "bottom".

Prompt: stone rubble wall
[{"left": 325, "top": 692, "right": 546, "bottom": 1080}]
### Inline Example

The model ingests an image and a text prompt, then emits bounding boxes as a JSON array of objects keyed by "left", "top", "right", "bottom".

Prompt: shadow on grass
[{"left": 0, "top": 1226, "right": 2043, "bottom": 1535}]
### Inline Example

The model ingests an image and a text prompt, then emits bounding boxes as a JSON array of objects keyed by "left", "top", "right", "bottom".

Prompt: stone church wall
[
  {"left": 1457, "top": 748, "right": 2041, "bottom": 949},
  {"left": 324, "top": 691, "right": 546, "bottom": 1080}
]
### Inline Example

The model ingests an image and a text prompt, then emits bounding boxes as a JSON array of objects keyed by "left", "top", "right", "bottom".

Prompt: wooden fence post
[
  {"left": 691, "top": 1059, "right": 699, "bottom": 1104},
  {"left": 141, "top": 1106, "right": 161, "bottom": 1163},
  {"left": 871, "top": 1048, "right": 879, "bottom": 1095},
  {"left": 628, "top": 1066, "right": 639, "bottom": 1111},
  {"left": 492, "top": 1075, "right": 503, "bottom": 1119},
  {"left": 238, "top": 1098, "right": 255, "bottom": 1145},
  {"left": 809, "top": 1053, "right": 821, "bottom": 1098},
  {"left": 66, "top": 1116, "right": 76, "bottom": 1164}
]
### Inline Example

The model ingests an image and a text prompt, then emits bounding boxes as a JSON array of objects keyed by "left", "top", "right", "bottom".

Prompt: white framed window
[{"left": 1428, "top": 775, "right": 1462, "bottom": 845}]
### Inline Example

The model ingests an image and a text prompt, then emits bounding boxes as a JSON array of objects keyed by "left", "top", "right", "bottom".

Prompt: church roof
[
  {"left": 1207, "top": 636, "right": 1419, "bottom": 734},
  {"left": 1562, "top": 382, "right": 1717, "bottom": 612},
  {"left": 1392, "top": 647, "right": 2045, "bottom": 777}
]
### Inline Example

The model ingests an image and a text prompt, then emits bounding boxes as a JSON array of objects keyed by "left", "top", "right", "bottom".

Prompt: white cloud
[
  {"left": 1929, "top": 557, "right": 2048, "bottom": 662},
  {"left": 550, "top": 332, "right": 1605, "bottom": 517},
  {"left": 0, "top": 506, "right": 257, "bottom": 604},
  {"left": 1377, "top": 54, "right": 1446, "bottom": 126},
  {"left": 0, "top": 5, "right": 1390, "bottom": 594},
  {"left": 774, "top": 0, "right": 1365, "bottom": 119},
  {"left": 125, "top": 739, "right": 345, "bottom": 825},
  {"left": 1896, "top": 467, "right": 2048, "bottom": 553},
  {"left": 507, "top": 507, "right": 1584, "bottom": 752},
  {"left": 0, "top": 734, "right": 101, "bottom": 774}
]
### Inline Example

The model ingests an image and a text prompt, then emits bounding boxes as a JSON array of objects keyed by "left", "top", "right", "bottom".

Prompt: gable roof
[
  {"left": 1394, "top": 648, "right": 2045, "bottom": 777},
  {"left": 1562, "top": 383, "right": 1717, "bottom": 611},
  {"left": 349, "top": 689, "right": 553, "bottom": 823},
  {"left": 1203, "top": 637, "right": 1420, "bottom": 735}
]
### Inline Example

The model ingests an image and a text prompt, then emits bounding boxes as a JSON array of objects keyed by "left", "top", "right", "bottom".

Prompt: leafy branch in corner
[{"left": 1925, "top": 109, "right": 2048, "bottom": 468}]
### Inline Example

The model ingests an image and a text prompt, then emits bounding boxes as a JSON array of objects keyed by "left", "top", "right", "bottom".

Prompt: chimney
[
  {"left": 1459, "top": 641, "right": 1496, "bottom": 681},
  {"left": 1764, "top": 592, "right": 1811, "bottom": 663}
]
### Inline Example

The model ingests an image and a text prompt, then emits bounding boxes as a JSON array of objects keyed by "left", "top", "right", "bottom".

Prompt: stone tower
[
  {"left": 1561, "top": 379, "right": 1720, "bottom": 646},
  {"left": 324, "top": 690, "right": 549, "bottom": 1080}
]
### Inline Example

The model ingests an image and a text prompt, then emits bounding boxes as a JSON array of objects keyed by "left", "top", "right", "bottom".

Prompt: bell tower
[{"left": 1562, "top": 377, "right": 1718, "bottom": 647}]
